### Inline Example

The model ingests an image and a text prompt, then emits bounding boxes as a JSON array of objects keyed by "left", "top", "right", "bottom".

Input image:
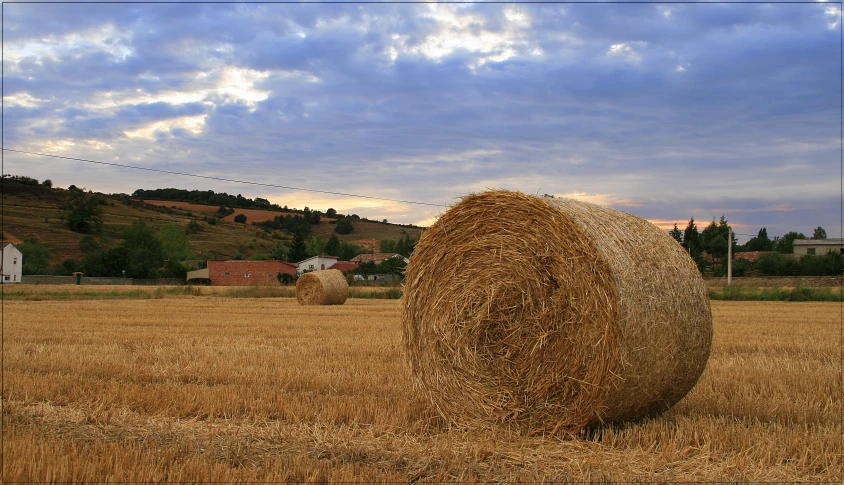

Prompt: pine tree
[
  {"left": 682, "top": 218, "right": 701, "bottom": 257},
  {"left": 746, "top": 227, "right": 773, "bottom": 251},
  {"left": 288, "top": 231, "right": 308, "bottom": 263},
  {"left": 324, "top": 234, "right": 341, "bottom": 257},
  {"left": 669, "top": 223, "right": 683, "bottom": 244}
]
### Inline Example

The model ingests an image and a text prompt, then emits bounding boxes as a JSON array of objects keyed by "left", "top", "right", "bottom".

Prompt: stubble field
[{"left": 3, "top": 290, "right": 841, "bottom": 482}]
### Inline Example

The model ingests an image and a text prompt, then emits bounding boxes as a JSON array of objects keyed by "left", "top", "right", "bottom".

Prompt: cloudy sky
[{"left": 3, "top": 2, "right": 841, "bottom": 241}]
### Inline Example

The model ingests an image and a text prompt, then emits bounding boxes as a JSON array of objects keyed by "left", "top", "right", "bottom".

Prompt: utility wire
[{"left": 2, "top": 148, "right": 445, "bottom": 208}]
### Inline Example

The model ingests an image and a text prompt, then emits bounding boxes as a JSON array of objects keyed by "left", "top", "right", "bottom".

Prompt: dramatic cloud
[{"left": 3, "top": 2, "right": 840, "bottom": 241}]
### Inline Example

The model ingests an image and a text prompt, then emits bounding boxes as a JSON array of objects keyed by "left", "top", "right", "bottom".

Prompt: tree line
[
  {"left": 19, "top": 222, "right": 190, "bottom": 279},
  {"left": 668, "top": 217, "right": 839, "bottom": 276}
]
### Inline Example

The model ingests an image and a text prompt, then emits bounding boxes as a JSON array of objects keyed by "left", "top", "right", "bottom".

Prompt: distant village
[
  {"left": 184, "top": 253, "right": 410, "bottom": 286},
  {"left": 2, "top": 175, "right": 841, "bottom": 285}
]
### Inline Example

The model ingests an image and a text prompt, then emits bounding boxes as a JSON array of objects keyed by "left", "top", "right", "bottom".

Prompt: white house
[
  {"left": 296, "top": 255, "right": 339, "bottom": 275},
  {"left": 1, "top": 242, "right": 22, "bottom": 284},
  {"left": 793, "top": 238, "right": 844, "bottom": 256}
]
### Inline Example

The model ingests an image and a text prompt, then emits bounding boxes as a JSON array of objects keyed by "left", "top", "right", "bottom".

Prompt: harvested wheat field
[{"left": 3, "top": 295, "right": 841, "bottom": 482}]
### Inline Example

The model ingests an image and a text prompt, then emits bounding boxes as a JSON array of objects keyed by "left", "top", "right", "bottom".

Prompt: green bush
[
  {"left": 729, "top": 258, "right": 754, "bottom": 277},
  {"left": 709, "top": 286, "right": 841, "bottom": 301},
  {"left": 754, "top": 252, "right": 800, "bottom": 276},
  {"left": 18, "top": 238, "right": 52, "bottom": 275},
  {"left": 335, "top": 219, "right": 354, "bottom": 234}
]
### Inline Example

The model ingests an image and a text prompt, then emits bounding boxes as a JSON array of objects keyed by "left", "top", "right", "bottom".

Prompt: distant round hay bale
[
  {"left": 401, "top": 190, "right": 712, "bottom": 435},
  {"left": 296, "top": 269, "right": 348, "bottom": 305}
]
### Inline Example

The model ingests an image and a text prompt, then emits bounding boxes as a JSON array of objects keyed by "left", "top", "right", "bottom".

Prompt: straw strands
[
  {"left": 401, "top": 190, "right": 712, "bottom": 435},
  {"left": 296, "top": 269, "right": 349, "bottom": 305}
]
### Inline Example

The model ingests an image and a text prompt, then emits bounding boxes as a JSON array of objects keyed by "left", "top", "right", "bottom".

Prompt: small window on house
[
  {"left": 268, "top": 274, "right": 274, "bottom": 279},
  {"left": 321, "top": 264, "right": 325, "bottom": 270},
  {"left": 807, "top": 248, "right": 816, "bottom": 255},
  {"left": 245, "top": 274, "right": 251, "bottom": 278},
  {"left": 3, "top": 276, "right": 9, "bottom": 281},
  {"left": 12, "top": 258, "right": 17, "bottom": 264},
  {"left": 309, "top": 264, "right": 314, "bottom": 270},
  {"left": 224, "top": 271, "right": 230, "bottom": 275}
]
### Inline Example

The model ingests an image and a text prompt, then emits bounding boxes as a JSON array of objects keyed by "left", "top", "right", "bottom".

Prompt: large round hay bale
[
  {"left": 402, "top": 190, "right": 712, "bottom": 434},
  {"left": 296, "top": 269, "right": 348, "bottom": 305}
]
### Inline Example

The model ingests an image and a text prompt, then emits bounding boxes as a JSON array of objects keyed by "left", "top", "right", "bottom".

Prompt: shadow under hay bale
[
  {"left": 296, "top": 269, "right": 348, "bottom": 305},
  {"left": 401, "top": 190, "right": 712, "bottom": 435}
]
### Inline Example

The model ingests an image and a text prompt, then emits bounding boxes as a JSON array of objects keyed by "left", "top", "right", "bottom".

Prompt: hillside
[
  {"left": 142, "top": 200, "right": 424, "bottom": 253},
  {"left": 2, "top": 179, "right": 423, "bottom": 266}
]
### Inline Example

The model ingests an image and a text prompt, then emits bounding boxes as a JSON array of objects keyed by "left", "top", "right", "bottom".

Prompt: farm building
[
  {"left": 297, "top": 255, "right": 338, "bottom": 275},
  {"left": 733, "top": 251, "right": 773, "bottom": 262},
  {"left": 331, "top": 261, "right": 360, "bottom": 272},
  {"left": 187, "top": 260, "right": 297, "bottom": 285},
  {"left": 0, "top": 242, "right": 22, "bottom": 284},
  {"left": 350, "top": 253, "right": 409, "bottom": 265},
  {"left": 793, "top": 238, "right": 844, "bottom": 256}
]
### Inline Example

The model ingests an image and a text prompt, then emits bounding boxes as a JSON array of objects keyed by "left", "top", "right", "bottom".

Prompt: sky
[{"left": 3, "top": 1, "right": 841, "bottom": 242}]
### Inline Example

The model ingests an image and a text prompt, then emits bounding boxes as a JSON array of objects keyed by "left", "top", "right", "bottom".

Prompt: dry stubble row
[{"left": 4, "top": 297, "right": 841, "bottom": 481}]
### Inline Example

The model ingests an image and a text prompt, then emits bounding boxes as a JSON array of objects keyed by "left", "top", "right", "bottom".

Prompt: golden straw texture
[
  {"left": 296, "top": 269, "right": 349, "bottom": 306},
  {"left": 401, "top": 190, "right": 712, "bottom": 435}
]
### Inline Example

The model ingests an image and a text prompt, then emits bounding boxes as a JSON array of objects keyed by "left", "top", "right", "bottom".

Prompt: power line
[{"left": 2, "top": 148, "right": 445, "bottom": 208}]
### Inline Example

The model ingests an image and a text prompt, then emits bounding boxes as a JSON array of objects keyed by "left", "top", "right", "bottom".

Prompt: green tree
[
  {"left": 81, "top": 248, "right": 116, "bottom": 277},
  {"left": 357, "top": 260, "right": 377, "bottom": 276},
  {"left": 378, "top": 256, "right": 407, "bottom": 275},
  {"left": 122, "top": 222, "right": 165, "bottom": 279},
  {"left": 326, "top": 208, "right": 337, "bottom": 218},
  {"left": 700, "top": 215, "right": 734, "bottom": 261},
  {"left": 305, "top": 235, "right": 327, "bottom": 257},
  {"left": 682, "top": 218, "right": 702, "bottom": 257},
  {"left": 18, "top": 238, "right": 52, "bottom": 274},
  {"left": 394, "top": 234, "right": 417, "bottom": 257},
  {"left": 158, "top": 224, "right": 191, "bottom": 262},
  {"left": 62, "top": 187, "right": 104, "bottom": 233},
  {"left": 41, "top": 179, "right": 53, "bottom": 189},
  {"left": 324, "top": 234, "right": 341, "bottom": 257},
  {"left": 668, "top": 224, "right": 683, "bottom": 244},
  {"left": 775, "top": 231, "right": 806, "bottom": 254},
  {"left": 52, "top": 258, "right": 81, "bottom": 276},
  {"left": 338, "top": 241, "right": 362, "bottom": 261},
  {"left": 288, "top": 231, "right": 308, "bottom": 263},
  {"left": 335, "top": 218, "right": 354, "bottom": 234},
  {"left": 160, "top": 260, "right": 189, "bottom": 279},
  {"left": 812, "top": 226, "right": 827, "bottom": 239},
  {"left": 745, "top": 227, "right": 774, "bottom": 252},
  {"left": 380, "top": 239, "right": 397, "bottom": 253},
  {"left": 78, "top": 235, "right": 101, "bottom": 254},
  {"left": 270, "top": 246, "right": 288, "bottom": 261},
  {"left": 234, "top": 213, "right": 247, "bottom": 224}
]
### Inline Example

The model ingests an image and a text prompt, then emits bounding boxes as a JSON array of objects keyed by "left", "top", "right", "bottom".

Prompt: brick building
[
  {"left": 331, "top": 261, "right": 360, "bottom": 272},
  {"left": 187, "top": 260, "right": 297, "bottom": 285}
]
